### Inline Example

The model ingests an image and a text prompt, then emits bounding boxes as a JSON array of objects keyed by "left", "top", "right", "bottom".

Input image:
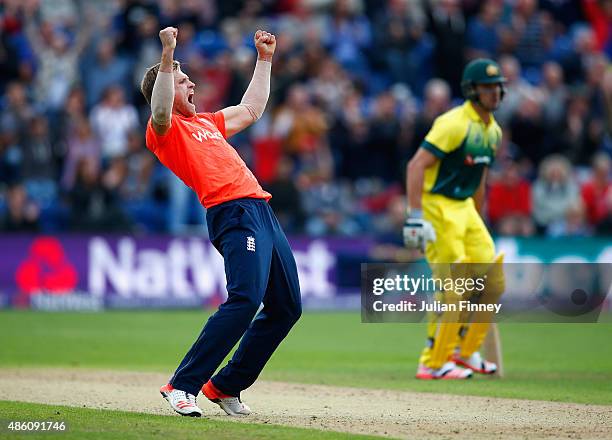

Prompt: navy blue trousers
[{"left": 170, "top": 198, "right": 302, "bottom": 397}]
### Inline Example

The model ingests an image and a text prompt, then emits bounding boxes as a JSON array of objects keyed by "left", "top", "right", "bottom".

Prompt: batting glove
[{"left": 403, "top": 210, "right": 436, "bottom": 252}]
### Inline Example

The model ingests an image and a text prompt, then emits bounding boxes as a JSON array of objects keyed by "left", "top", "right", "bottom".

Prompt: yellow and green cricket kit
[{"left": 421, "top": 101, "right": 501, "bottom": 200}]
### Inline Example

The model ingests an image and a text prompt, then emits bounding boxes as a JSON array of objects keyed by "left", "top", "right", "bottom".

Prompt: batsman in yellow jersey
[{"left": 404, "top": 59, "right": 506, "bottom": 379}]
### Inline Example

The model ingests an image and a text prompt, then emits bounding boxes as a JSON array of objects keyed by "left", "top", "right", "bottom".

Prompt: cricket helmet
[{"left": 461, "top": 58, "right": 507, "bottom": 101}]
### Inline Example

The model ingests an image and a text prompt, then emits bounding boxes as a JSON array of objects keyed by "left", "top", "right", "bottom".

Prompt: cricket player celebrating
[
  {"left": 404, "top": 59, "right": 506, "bottom": 380},
  {"left": 141, "top": 27, "right": 301, "bottom": 416}
]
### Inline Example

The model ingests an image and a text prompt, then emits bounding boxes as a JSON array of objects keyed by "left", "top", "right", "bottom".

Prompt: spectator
[
  {"left": 322, "top": 0, "right": 372, "bottom": 78},
  {"left": 131, "top": 12, "right": 163, "bottom": 106},
  {"left": 0, "top": 81, "right": 36, "bottom": 145},
  {"left": 374, "top": 0, "right": 429, "bottom": 90},
  {"left": 90, "top": 85, "right": 139, "bottom": 160},
  {"left": 541, "top": 0, "right": 585, "bottom": 30},
  {"left": 548, "top": 200, "right": 592, "bottom": 237},
  {"left": 509, "top": 94, "right": 549, "bottom": 166},
  {"left": 495, "top": 55, "right": 534, "bottom": 126},
  {"left": 158, "top": 0, "right": 183, "bottom": 29},
  {"left": 224, "top": 47, "right": 257, "bottom": 108},
  {"left": 603, "top": 67, "right": 612, "bottom": 146},
  {"left": 410, "top": 78, "right": 451, "bottom": 157},
  {"left": 368, "top": 91, "right": 401, "bottom": 182},
  {"left": 119, "top": 130, "right": 155, "bottom": 201},
  {"left": 504, "top": 0, "right": 554, "bottom": 71},
  {"left": 67, "top": 157, "right": 131, "bottom": 232},
  {"left": 266, "top": 156, "right": 306, "bottom": 233},
  {"left": 173, "top": 21, "right": 201, "bottom": 64},
  {"left": 21, "top": 115, "right": 59, "bottom": 207},
  {"left": 561, "top": 26, "right": 598, "bottom": 85},
  {"left": 532, "top": 154, "right": 580, "bottom": 232},
  {"left": 556, "top": 90, "right": 595, "bottom": 165},
  {"left": 466, "top": 0, "right": 503, "bottom": 60},
  {"left": 309, "top": 57, "right": 351, "bottom": 116},
  {"left": 273, "top": 84, "right": 329, "bottom": 156},
  {"left": 303, "top": 167, "right": 360, "bottom": 237},
  {"left": 331, "top": 91, "right": 371, "bottom": 180},
  {"left": 582, "top": 0, "right": 612, "bottom": 58},
  {"left": 273, "top": 50, "right": 308, "bottom": 109},
  {"left": 581, "top": 55, "right": 608, "bottom": 157},
  {"left": 581, "top": 152, "right": 612, "bottom": 229},
  {"left": 425, "top": 0, "right": 466, "bottom": 97},
  {"left": 302, "top": 29, "right": 328, "bottom": 80},
  {"left": 0, "top": 128, "right": 22, "bottom": 186},
  {"left": 82, "top": 37, "right": 132, "bottom": 108},
  {"left": 53, "top": 86, "right": 87, "bottom": 150},
  {"left": 113, "top": 0, "right": 160, "bottom": 54},
  {"left": 166, "top": 170, "right": 207, "bottom": 235},
  {"left": 540, "top": 61, "right": 569, "bottom": 130},
  {"left": 487, "top": 158, "right": 534, "bottom": 236},
  {"left": 0, "top": 183, "right": 40, "bottom": 232},
  {"left": 24, "top": 11, "right": 90, "bottom": 110},
  {"left": 0, "top": 6, "right": 31, "bottom": 87},
  {"left": 598, "top": 187, "right": 612, "bottom": 234},
  {"left": 118, "top": 130, "right": 163, "bottom": 232},
  {"left": 0, "top": 0, "right": 608, "bottom": 237},
  {"left": 189, "top": 52, "right": 233, "bottom": 113},
  {"left": 61, "top": 116, "right": 100, "bottom": 190}
]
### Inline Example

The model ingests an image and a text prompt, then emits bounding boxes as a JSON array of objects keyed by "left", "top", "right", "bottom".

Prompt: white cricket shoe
[
  {"left": 160, "top": 384, "right": 202, "bottom": 417},
  {"left": 416, "top": 361, "right": 473, "bottom": 380},
  {"left": 453, "top": 351, "right": 497, "bottom": 375},
  {"left": 202, "top": 380, "right": 251, "bottom": 416}
]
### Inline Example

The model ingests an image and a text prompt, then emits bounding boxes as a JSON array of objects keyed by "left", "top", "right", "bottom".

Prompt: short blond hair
[
  {"left": 539, "top": 154, "right": 572, "bottom": 182},
  {"left": 140, "top": 60, "right": 180, "bottom": 105}
]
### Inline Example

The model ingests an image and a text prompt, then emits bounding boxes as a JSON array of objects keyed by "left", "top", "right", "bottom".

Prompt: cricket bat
[{"left": 483, "top": 323, "right": 504, "bottom": 378}]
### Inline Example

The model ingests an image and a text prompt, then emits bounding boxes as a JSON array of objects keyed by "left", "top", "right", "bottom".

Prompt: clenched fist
[
  {"left": 159, "top": 27, "right": 177, "bottom": 50},
  {"left": 254, "top": 30, "right": 276, "bottom": 62}
]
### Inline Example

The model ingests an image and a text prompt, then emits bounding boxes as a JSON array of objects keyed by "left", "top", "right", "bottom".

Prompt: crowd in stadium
[{"left": 0, "top": 0, "right": 611, "bottom": 240}]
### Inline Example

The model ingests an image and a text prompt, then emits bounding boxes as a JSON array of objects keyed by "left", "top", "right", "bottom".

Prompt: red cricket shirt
[{"left": 146, "top": 111, "right": 271, "bottom": 208}]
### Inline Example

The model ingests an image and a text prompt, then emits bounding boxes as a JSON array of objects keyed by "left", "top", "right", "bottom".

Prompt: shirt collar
[{"left": 463, "top": 100, "right": 495, "bottom": 126}]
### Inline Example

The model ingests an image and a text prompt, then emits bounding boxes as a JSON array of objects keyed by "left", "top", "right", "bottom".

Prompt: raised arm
[
  {"left": 24, "top": 15, "right": 45, "bottom": 57},
  {"left": 150, "top": 27, "right": 177, "bottom": 136},
  {"left": 221, "top": 30, "right": 276, "bottom": 138}
]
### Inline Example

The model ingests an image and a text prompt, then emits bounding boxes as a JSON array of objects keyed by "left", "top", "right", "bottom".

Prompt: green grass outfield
[
  {"left": 0, "top": 401, "right": 380, "bottom": 440},
  {"left": 1, "top": 310, "right": 611, "bottom": 406}
]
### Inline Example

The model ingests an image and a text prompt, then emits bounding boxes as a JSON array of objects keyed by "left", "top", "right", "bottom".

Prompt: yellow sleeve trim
[{"left": 423, "top": 110, "right": 467, "bottom": 154}]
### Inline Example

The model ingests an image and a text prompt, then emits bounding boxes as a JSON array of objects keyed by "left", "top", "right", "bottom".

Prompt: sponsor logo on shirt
[
  {"left": 183, "top": 118, "right": 223, "bottom": 143},
  {"left": 191, "top": 128, "right": 223, "bottom": 142},
  {"left": 464, "top": 155, "right": 491, "bottom": 166}
]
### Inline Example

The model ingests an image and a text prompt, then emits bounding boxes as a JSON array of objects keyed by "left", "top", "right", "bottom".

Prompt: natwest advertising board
[
  {"left": 0, "top": 234, "right": 373, "bottom": 310},
  {"left": 3, "top": 234, "right": 611, "bottom": 311}
]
